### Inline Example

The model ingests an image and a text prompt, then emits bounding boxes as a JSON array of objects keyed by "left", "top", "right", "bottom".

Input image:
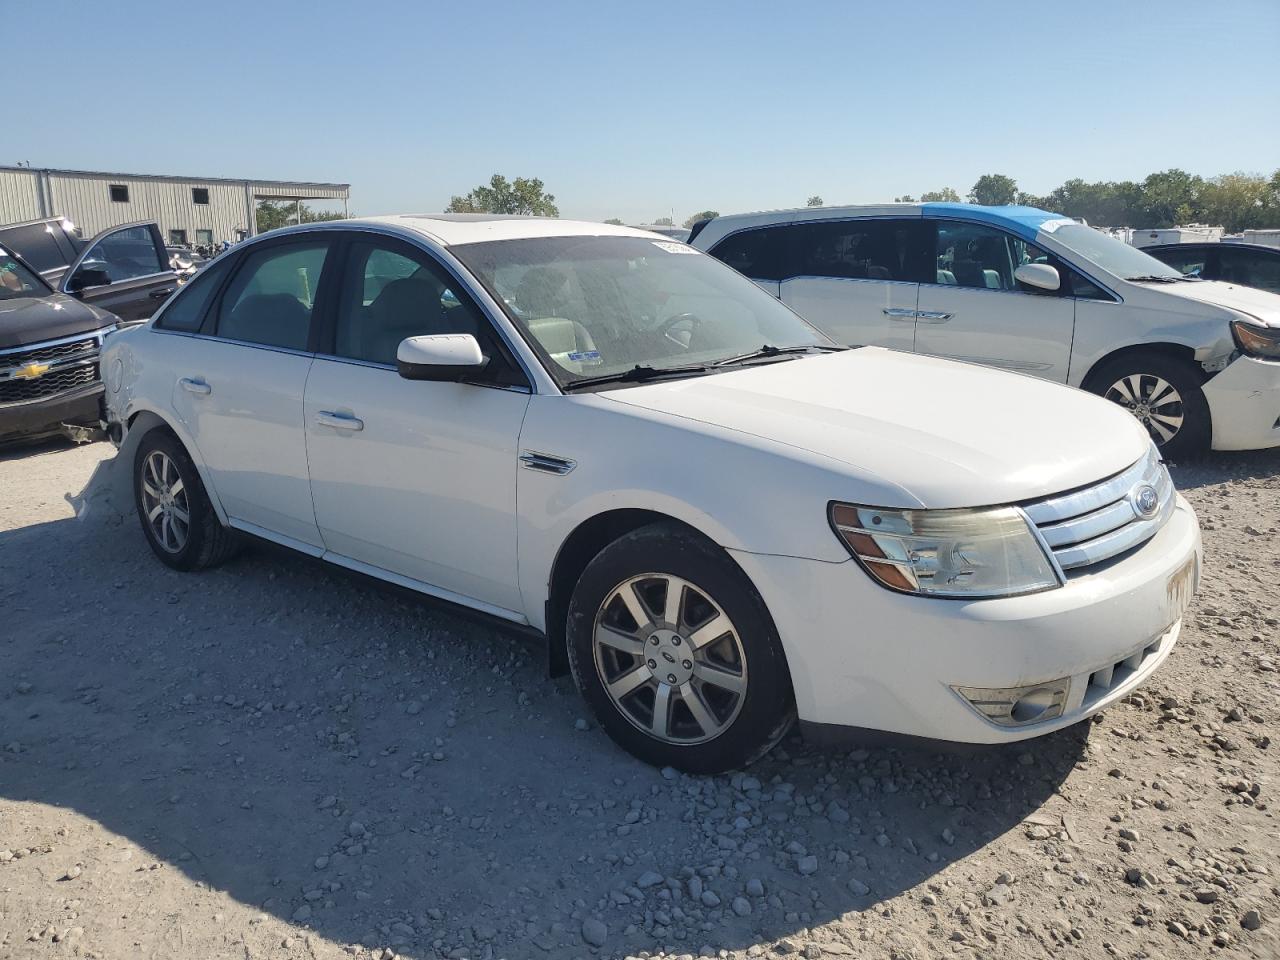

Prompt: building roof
[{"left": 0, "top": 165, "right": 348, "bottom": 199}]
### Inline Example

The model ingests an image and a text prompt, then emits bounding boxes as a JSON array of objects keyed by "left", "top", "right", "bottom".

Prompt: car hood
[
  {"left": 0, "top": 293, "right": 115, "bottom": 350},
  {"left": 1149, "top": 279, "right": 1280, "bottom": 327},
  {"left": 601, "top": 348, "right": 1151, "bottom": 508}
]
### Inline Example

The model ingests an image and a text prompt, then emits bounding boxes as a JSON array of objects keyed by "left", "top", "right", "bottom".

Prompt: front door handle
[
  {"left": 179, "top": 377, "right": 211, "bottom": 395},
  {"left": 915, "top": 311, "right": 953, "bottom": 323},
  {"left": 882, "top": 307, "right": 917, "bottom": 319},
  {"left": 316, "top": 411, "right": 364, "bottom": 432},
  {"left": 150, "top": 287, "right": 176, "bottom": 299}
]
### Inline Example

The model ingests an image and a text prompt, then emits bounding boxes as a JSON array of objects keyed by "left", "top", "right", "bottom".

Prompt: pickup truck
[{"left": 0, "top": 218, "right": 178, "bottom": 443}]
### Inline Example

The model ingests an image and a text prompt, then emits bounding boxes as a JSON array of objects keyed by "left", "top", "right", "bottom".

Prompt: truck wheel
[
  {"left": 1086, "top": 353, "right": 1211, "bottom": 460},
  {"left": 566, "top": 522, "right": 794, "bottom": 773},
  {"left": 133, "top": 429, "right": 239, "bottom": 570}
]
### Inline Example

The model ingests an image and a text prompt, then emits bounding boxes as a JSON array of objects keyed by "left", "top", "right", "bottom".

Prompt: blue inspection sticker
[{"left": 567, "top": 350, "right": 603, "bottom": 364}]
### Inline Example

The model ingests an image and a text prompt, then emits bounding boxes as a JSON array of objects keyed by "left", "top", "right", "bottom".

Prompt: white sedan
[{"left": 101, "top": 215, "right": 1202, "bottom": 772}]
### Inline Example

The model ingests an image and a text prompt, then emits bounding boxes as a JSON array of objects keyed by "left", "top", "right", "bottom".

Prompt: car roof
[
  {"left": 285, "top": 214, "right": 666, "bottom": 247},
  {"left": 691, "top": 203, "right": 1070, "bottom": 247},
  {"left": 1146, "top": 242, "right": 1279, "bottom": 255}
]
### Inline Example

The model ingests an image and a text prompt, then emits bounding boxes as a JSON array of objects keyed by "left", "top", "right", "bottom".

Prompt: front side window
[
  {"left": 708, "top": 228, "right": 788, "bottom": 281},
  {"left": 215, "top": 242, "right": 329, "bottom": 350},
  {"left": 932, "top": 221, "right": 1045, "bottom": 290},
  {"left": 76, "top": 226, "right": 165, "bottom": 284},
  {"left": 452, "top": 235, "right": 827, "bottom": 383},
  {"left": 0, "top": 247, "right": 49, "bottom": 300},
  {"left": 792, "top": 219, "right": 927, "bottom": 282},
  {"left": 154, "top": 256, "right": 235, "bottom": 332},
  {"left": 333, "top": 241, "right": 489, "bottom": 365}
]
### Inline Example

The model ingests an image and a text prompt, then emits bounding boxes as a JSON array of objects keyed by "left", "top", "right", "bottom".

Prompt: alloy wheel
[
  {"left": 139, "top": 450, "right": 190, "bottom": 553},
  {"left": 593, "top": 573, "right": 748, "bottom": 745},
  {"left": 1105, "top": 373, "right": 1185, "bottom": 445}
]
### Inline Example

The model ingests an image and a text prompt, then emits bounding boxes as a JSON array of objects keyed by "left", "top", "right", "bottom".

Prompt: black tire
[
  {"left": 1084, "top": 352, "right": 1211, "bottom": 460},
  {"left": 133, "top": 428, "right": 239, "bottom": 571},
  {"left": 566, "top": 522, "right": 795, "bottom": 774}
]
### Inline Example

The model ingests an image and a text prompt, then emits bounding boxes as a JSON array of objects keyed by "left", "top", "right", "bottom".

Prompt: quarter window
[
  {"left": 708, "top": 228, "right": 788, "bottom": 281},
  {"left": 333, "top": 241, "right": 488, "bottom": 366},
  {"left": 1219, "top": 250, "right": 1280, "bottom": 293},
  {"left": 792, "top": 219, "right": 928, "bottom": 282},
  {"left": 155, "top": 256, "right": 235, "bottom": 332},
  {"left": 216, "top": 242, "right": 329, "bottom": 350}
]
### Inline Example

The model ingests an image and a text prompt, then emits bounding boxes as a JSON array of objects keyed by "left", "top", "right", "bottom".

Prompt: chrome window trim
[{"left": 148, "top": 328, "right": 316, "bottom": 359}]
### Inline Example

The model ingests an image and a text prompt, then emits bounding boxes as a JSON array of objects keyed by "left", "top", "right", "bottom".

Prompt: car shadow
[
  {"left": 1167, "top": 446, "right": 1280, "bottom": 489},
  {"left": 0, "top": 435, "right": 84, "bottom": 463},
  {"left": 0, "top": 448, "right": 1087, "bottom": 958}
]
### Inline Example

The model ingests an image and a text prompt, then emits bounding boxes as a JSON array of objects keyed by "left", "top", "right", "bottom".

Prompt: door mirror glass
[
  {"left": 1014, "top": 262, "right": 1061, "bottom": 292},
  {"left": 397, "top": 334, "right": 487, "bottom": 381},
  {"left": 67, "top": 266, "right": 113, "bottom": 292}
]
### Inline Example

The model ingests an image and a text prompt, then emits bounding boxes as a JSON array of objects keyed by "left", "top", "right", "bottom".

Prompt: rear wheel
[
  {"left": 133, "top": 429, "right": 239, "bottom": 570},
  {"left": 1085, "top": 353, "right": 1210, "bottom": 460},
  {"left": 566, "top": 522, "right": 794, "bottom": 773}
]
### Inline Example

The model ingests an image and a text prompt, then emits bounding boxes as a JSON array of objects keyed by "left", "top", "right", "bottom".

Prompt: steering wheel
[{"left": 657, "top": 312, "right": 704, "bottom": 349}]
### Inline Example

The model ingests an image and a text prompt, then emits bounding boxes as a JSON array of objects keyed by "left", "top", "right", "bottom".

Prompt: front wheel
[
  {"left": 1085, "top": 353, "right": 1211, "bottom": 460},
  {"left": 566, "top": 522, "right": 794, "bottom": 773}
]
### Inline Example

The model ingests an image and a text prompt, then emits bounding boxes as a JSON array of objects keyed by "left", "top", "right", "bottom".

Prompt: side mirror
[
  {"left": 1014, "top": 263, "right": 1061, "bottom": 292},
  {"left": 67, "top": 267, "right": 112, "bottom": 293},
  {"left": 396, "top": 334, "right": 487, "bottom": 382}
]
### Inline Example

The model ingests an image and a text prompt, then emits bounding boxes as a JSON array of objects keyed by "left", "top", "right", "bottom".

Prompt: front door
[
  {"left": 779, "top": 218, "right": 925, "bottom": 351},
  {"left": 63, "top": 224, "right": 178, "bottom": 321},
  {"left": 303, "top": 235, "right": 530, "bottom": 614},
  {"left": 168, "top": 238, "right": 332, "bottom": 548},
  {"left": 913, "top": 220, "right": 1075, "bottom": 382}
]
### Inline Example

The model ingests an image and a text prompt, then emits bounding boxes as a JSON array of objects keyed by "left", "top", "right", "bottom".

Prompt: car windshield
[
  {"left": 0, "top": 248, "right": 50, "bottom": 301},
  {"left": 1047, "top": 223, "right": 1186, "bottom": 281},
  {"left": 452, "top": 235, "right": 830, "bottom": 385}
]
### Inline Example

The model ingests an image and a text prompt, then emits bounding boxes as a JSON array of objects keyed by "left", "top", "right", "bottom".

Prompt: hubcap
[
  {"left": 593, "top": 573, "right": 747, "bottom": 745},
  {"left": 140, "top": 450, "right": 190, "bottom": 553},
  {"left": 1104, "top": 374, "right": 1184, "bottom": 445}
]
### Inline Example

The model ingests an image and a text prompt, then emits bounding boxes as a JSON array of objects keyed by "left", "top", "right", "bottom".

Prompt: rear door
[
  {"left": 913, "top": 219, "right": 1075, "bottom": 382},
  {"left": 62, "top": 223, "right": 178, "bottom": 321},
  {"left": 780, "top": 218, "right": 925, "bottom": 350}
]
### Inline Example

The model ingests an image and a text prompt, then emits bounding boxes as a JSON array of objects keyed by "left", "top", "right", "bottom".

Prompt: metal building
[{"left": 0, "top": 165, "right": 349, "bottom": 246}]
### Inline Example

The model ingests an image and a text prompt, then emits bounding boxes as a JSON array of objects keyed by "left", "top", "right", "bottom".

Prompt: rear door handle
[
  {"left": 150, "top": 287, "right": 176, "bottom": 299},
  {"left": 916, "top": 311, "right": 953, "bottom": 322},
  {"left": 316, "top": 411, "right": 364, "bottom": 431},
  {"left": 882, "top": 307, "right": 917, "bottom": 319},
  {"left": 179, "top": 377, "right": 211, "bottom": 395}
]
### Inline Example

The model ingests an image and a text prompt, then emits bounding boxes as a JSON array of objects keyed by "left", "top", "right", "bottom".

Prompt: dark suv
[{"left": 0, "top": 219, "right": 178, "bottom": 443}]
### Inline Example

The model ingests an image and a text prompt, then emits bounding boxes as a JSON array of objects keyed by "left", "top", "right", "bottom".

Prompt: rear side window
[
  {"left": 154, "top": 257, "right": 234, "bottom": 332},
  {"left": 215, "top": 243, "right": 329, "bottom": 350},
  {"left": 792, "top": 219, "right": 928, "bottom": 282},
  {"left": 708, "top": 227, "right": 789, "bottom": 281},
  {"left": 1219, "top": 250, "right": 1280, "bottom": 292}
]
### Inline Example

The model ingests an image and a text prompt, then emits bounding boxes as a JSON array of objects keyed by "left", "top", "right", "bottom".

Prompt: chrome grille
[
  {"left": 0, "top": 332, "right": 104, "bottom": 406},
  {"left": 1023, "top": 447, "right": 1174, "bottom": 573},
  {"left": 1, "top": 335, "right": 98, "bottom": 368}
]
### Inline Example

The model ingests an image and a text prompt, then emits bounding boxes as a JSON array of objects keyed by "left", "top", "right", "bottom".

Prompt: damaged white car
[{"left": 101, "top": 216, "right": 1201, "bottom": 772}]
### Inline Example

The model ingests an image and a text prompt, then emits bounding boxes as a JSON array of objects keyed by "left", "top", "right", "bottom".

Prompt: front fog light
[
  {"left": 829, "top": 503, "right": 1062, "bottom": 598},
  {"left": 954, "top": 679, "right": 1070, "bottom": 727}
]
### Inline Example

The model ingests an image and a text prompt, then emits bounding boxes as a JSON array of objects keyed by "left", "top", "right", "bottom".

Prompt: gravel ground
[{"left": 1, "top": 438, "right": 1277, "bottom": 960}]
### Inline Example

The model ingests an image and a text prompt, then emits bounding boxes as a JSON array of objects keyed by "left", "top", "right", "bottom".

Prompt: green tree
[
  {"left": 968, "top": 174, "right": 1018, "bottom": 206},
  {"left": 255, "top": 200, "right": 346, "bottom": 234},
  {"left": 806, "top": 195, "right": 824, "bottom": 207},
  {"left": 603, "top": 218, "right": 624, "bottom": 225},
  {"left": 446, "top": 174, "right": 559, "bottom": 217},
  {"left": 1199, "top": 172, "right": 1271, "bottom": 232},
  {"left": 1137, "top": 169, "right": 1204, "bottom": 227},
  {"left": 919, "top": 187, "right": 961, "bottom": 202},
  {"left": 683, "top": 210, "right": 719, "bottom": 228}
]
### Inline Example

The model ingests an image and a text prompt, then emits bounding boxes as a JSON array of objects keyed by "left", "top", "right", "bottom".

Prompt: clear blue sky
[{"left": 11, "top": 0, "right": 1279, "bottom": 223}]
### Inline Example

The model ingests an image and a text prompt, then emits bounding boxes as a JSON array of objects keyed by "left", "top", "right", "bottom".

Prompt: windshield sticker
[
  {"left": 1038, "top": 218, "right": 1075, "bottom": 234},
  {"left": 567, "top": 350, "right": 603, "bottom": 364},
  {"left": 650, "top": 241, "right": 697, "bottom": 254}
]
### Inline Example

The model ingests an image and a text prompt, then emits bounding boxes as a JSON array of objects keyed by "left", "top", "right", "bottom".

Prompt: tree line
[{"left": 894, "top": 169, "right": 1280, "bottom": 232}]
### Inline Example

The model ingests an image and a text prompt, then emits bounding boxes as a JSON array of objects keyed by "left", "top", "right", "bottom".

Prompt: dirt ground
[{"left": 1, "top": 438, "right": 1277, "bottom": 960}]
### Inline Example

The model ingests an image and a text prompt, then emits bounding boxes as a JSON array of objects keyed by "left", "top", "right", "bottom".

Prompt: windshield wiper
[
  {"left": 1124, "top": 274, "right": 1189, "bottom": 283},
  {"left": 563, "top": 363, "right": 710, "bottom": 391},
  {"left": 713, "top": 343, "right": 847, "bottom": 366}
]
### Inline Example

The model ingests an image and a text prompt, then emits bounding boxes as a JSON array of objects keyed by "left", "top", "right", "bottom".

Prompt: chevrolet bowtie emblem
[{"left": 13, "top": 362, "right": 51, "bottom": 380}]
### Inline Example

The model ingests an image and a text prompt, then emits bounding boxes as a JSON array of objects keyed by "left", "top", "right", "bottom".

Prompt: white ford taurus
[{"left": 101, "top": 215, "right": 1202, "bottom": 772}]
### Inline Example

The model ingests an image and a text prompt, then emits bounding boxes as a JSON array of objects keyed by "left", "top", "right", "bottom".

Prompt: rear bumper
[
  {"left": 731, "top": 495, "right": 1201, "bottom": 744},
  {"left": 0, "top": 384, "right": 104, "bottom": 443},
  {"left": 1204, "top": 355, "right": 1280, "bottom": 450}
]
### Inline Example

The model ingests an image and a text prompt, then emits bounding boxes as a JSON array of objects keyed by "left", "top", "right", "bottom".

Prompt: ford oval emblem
[{"left": 1130, "top": 484, "right": 1160, "bottom": 520}]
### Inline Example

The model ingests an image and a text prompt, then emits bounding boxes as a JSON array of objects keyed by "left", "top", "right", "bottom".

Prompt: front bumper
[
  {"left": 0, "top": 383, "right": 104, "bottom": 443},
  {"left": 732, "top": 494, "right": 1201, "bottom": 744},
  {"left": 1204, "top": 355, "right": 1280, "bottom": 450}
]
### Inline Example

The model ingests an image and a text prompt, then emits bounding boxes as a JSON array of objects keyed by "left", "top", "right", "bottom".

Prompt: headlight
[
  {"left": 829, "top": 503, "right": 1062, "bottom": 598},
  {"left": 1230, "top": 320, "right": 1280, "bottom": 360}
]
